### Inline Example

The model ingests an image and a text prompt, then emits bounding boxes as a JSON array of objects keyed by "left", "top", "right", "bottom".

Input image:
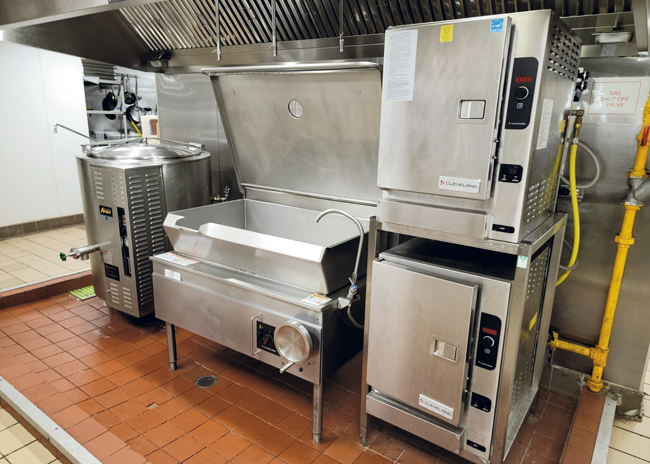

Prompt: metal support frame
[
  {"left": 359, "top": 215, "right": 567, "bottom": 462},
  {"left": 360, "top": 216, "right": 387, "bottom": 446},
  {"left": 166, "top": 323, "right": 177, "bottom": 371}
]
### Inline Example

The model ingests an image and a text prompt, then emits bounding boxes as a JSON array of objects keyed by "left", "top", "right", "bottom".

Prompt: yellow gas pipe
[{"left": 550, "top": 92, "right": 650, "bottom": 392}]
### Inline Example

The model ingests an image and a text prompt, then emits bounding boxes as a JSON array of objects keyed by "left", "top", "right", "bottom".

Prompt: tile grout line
[
  {"left": 0, "top": 377, "right": 101, "bottom": 464},
  {"left": 612, "top": 423, "right": 650, "bottom": 440},
  {"left": 608, "top": 447, "right": 650, "bottom": 463}
]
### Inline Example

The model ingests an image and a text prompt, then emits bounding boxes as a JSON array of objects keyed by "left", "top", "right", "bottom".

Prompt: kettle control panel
[
  {"left": 505, "top": 58, "right": 539, "bottom": 130},
  {"left": 257, "top": 322, "right": 279, "bottom": 356}
]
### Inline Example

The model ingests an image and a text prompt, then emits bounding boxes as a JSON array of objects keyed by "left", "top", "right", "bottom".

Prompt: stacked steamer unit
[
  {"left": 151, "top": 62, "right": 382, "bottom": 444},
  {"left": 360, "top": 11, "right": 581, "bottom": 464},
  {"left": 65, "top": 139, "right": 211, "bottom": 317}
]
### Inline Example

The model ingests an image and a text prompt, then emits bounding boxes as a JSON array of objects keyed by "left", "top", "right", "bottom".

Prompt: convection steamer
[{"left": 361, "top": 11, "right": 581, "bottom": 464}]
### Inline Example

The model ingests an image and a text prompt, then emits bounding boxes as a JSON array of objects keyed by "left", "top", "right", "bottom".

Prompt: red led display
[
  {"left": 515, "top": 76, "right": 533, "bottom": 83},
  {"left": 482, "top": 327, "right": 497, "bottom": 335}
]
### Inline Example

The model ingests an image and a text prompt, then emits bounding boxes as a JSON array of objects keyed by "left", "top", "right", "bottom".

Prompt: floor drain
[{"left": 195, "top": 375, "right": 218, "bottom": 389}]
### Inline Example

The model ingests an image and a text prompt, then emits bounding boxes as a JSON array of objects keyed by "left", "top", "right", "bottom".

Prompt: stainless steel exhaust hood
[{"left": 0, "top": 0, "right": 646, "bottom": 71}]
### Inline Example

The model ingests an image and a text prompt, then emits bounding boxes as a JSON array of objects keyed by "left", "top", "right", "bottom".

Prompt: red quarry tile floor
[{"left": 0, "top": 294, "right": 578, "bottom": 464}]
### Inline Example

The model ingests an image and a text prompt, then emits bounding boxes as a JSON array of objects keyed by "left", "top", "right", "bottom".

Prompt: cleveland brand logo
[
  {"left": 440, "top": 180, "right": 479, "bottom": 189},
  {"left": 99, "top": 205, "right": 113, "bottom": 217},
  {"left": 439, "top": 176, "right": 481, "bottom": 194}
]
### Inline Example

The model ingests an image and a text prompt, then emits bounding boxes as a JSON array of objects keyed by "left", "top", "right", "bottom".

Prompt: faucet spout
[
  {"left": 315, "top": 209, "right": 365, "bottom": 282},
  {"left": 315, "top": 209, "right": 366, "bottom": 329}
]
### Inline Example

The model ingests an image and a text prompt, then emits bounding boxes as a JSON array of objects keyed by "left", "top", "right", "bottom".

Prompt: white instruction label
[
  {"left": 156, "top": 252, "right": 198, "bottom": 266},
  {"left": 418, "top": 394, "right": 454, "bottom": 420},
  {"left": 439, "top": 176, "right": 480, "bottom": 194},
  {"left": 536, "top": 99, "right": 554, "bottom": 150},
  {"left": 383, "top": 29, "right": 418, "bottom": 102},
  {"left": 302, "top": 294, "right": 331, "bottom": 306},
  {"left": 517, "top": 255, "right": 529, "bottom": 269},
  {"left": 164, "top": 269, "right": 182, "bottom": 281}
]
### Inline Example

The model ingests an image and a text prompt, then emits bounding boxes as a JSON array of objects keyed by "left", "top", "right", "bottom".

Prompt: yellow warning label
[
  {"left": 529, "top": 312, "right": 538, "bottom": 331},
  {"left": 440, "top": 25, "right": 453, "bottom": 42}
]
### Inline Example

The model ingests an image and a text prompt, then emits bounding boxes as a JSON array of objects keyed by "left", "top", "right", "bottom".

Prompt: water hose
[
  {"left": 557, "top": 143, "right": 580, "bottom": 286},
  {"left": 560, "top": 141, "right": 601, "bottom": 189}
]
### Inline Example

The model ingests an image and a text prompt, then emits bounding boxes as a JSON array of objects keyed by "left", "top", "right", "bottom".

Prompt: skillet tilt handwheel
[{"left": 274, "top": 320, "right": 312, "bottom": 373}]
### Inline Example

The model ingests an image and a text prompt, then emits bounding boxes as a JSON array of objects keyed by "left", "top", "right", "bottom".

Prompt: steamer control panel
[
  {"left": 505, "top": 57, "right": 539, "bottom": 130},
  {"left": 475, "top": 313, "right": 502, "bottom": 370}
]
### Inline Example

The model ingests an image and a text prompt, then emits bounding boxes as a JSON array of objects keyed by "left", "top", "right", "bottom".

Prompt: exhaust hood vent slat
[{"left": 117, "top": 0, "right": 631, "bottom": 52}]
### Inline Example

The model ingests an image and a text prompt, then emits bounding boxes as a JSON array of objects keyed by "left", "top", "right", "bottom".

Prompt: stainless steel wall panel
[
  {"left": 155, "top": 73, "right": 238, "bottom": 200},
  {"left": 551, "top": 58, "right": 650, "bottom": 391}
]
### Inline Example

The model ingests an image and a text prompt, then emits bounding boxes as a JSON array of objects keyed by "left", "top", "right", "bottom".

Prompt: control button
[
  {"left": 515, "top": 86, "right": 529, "bottom": 100},
  {"left": 470, "top": 393, "right": 492, "bottom": 412},
  {"left": 482, "top": 336, "right": 495, "bottom": 348}
]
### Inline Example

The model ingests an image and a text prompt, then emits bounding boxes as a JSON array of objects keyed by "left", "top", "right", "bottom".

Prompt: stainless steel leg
[
  {"left": 166, "top": 323, "right": 177, "bottom": 371},
  {"left": 360, "top": 216, "right": 383, "bottom": 448},
  {"left": 313, "top": 383, "right": 323, "bottom": 444}
]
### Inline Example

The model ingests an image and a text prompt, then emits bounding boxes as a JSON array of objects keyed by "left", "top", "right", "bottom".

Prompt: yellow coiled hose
[{"left": 557, "top": 143, "right": 580, "bottom": 286}]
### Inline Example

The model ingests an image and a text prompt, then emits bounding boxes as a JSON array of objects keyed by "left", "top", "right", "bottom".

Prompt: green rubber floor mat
[{"left": 69, "top": 285, "right": 95, "bottom": 300}]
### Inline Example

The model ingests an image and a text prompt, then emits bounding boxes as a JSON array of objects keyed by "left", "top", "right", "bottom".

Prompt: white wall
[{"left": 0, "top": 41, "right": 88, "bottom": 227}]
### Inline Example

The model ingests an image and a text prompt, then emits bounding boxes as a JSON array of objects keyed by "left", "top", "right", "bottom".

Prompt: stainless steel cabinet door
[
  {"left": 377, "top": 16, "right": 512, "bottom": 200},
  {"left": 366, "top": 260, "right": 477, "bottom": 427}
]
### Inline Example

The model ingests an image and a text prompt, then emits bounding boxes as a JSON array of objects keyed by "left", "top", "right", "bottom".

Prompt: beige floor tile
[
  {"left": 0, "top": 244, "right": 20, "bottom": 254},
  {"left": 4, "top": 250, "right": 32, "bottom": 259},
  {"left": 39, "top": 240, "right": 71, "bottom": 252},
  {"left": 26, "top": 261, "right": 69, "bottom": 273},
  {"left": 0, "top": 278, "right": 26, "bottom": 290},
  {"left": 607, "top": 448, "right": 648, "bottom": 464},
  {"left": 61, "top": 261, "right": 90, "bottom": 271},
  {"left": 8, "top": 269, "right": 48, "bottom": 282},
  {"left": 0, "top": 424, "right": 36, "bottom": 455},
  {"left": 1, "top": 238, "right": 32, "bottom": 248},
  {"left": 0, "top": 459, "right": 8, "bottom": 464},
  {"left": 0, "top": 409, "right": 18, "bottom": 431},
  {"left": 610, "top": 426, "right": 650, "bottom": 461},
  {"left": 15, "top": 255, "right": 42, "bottom": 264},
  {"left": 6, "top": 441, "right": 56, "bottom": 464},
  {"left": 2, "top": 263, "right": 29, "bottom": 273},
  {"left": 643, "top": 397, "right": 649, "bottom": 419},
  {"left": 0, "top": 272, "right": 20, "bottom": 282},
  {"left": 22, "top": 234, "right": 53, "bottom": 245},
  {"left": 645, "top": 370, "right": 649, "bottom": 385},
  {"left": 0, "top": 259, "right": 20, "bottom": 270},
  {"left": 615, "top": 419, "right": 650, "bottom": 439}
]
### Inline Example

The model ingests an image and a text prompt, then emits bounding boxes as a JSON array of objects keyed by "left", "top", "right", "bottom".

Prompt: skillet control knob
[
  {"left": 515, "top": 86, "right": 530, "bottom": 101},
  {"left": 481, "top": 336, "right": 495, "bottom": 348}
]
